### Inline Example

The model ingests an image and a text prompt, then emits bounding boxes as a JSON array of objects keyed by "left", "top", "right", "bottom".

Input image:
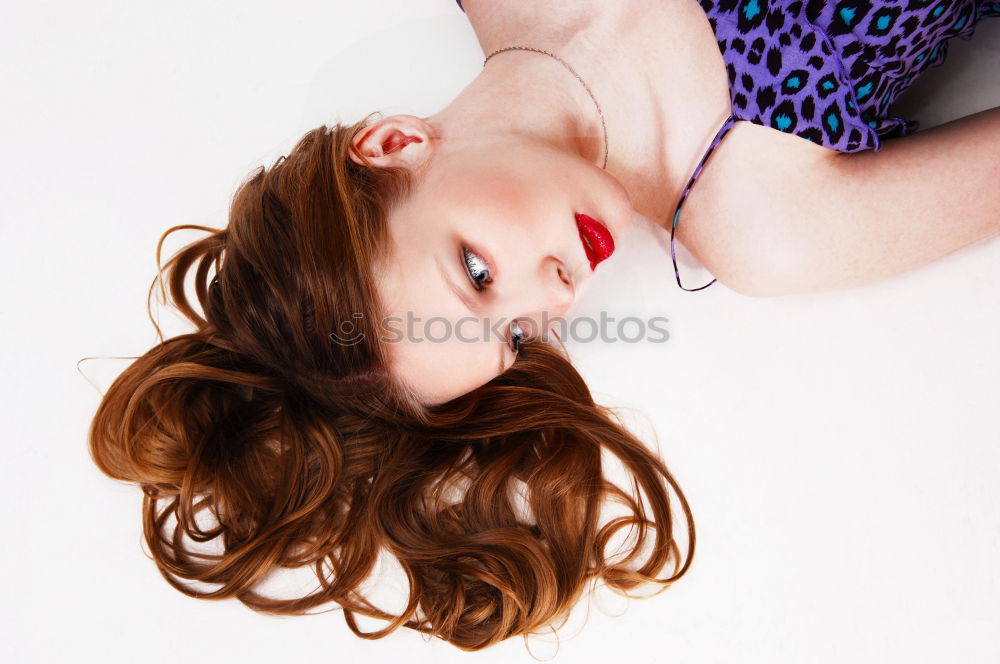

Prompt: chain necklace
[{"left": 482, "top": 46, "right": 608, "bottom": 170}]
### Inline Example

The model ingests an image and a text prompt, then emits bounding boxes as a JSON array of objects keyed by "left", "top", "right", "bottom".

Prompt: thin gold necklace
[{"left": 483, "top": 45, "right": 608, "bottom": 170}]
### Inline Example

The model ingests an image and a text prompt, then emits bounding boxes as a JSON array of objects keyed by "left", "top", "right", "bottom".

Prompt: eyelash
[{"left": 462, "top": 246, "right": 526, "bottom": 355}]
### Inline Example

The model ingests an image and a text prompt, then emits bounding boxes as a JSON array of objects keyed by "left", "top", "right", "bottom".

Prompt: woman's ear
[{"left": 349, "top": 114, "right": 433, "bottom": 169}]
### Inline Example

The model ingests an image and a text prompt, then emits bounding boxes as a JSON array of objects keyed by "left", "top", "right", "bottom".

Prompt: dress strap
[{"left": 670, "top": 113, "right": 738, "bottom": 292}]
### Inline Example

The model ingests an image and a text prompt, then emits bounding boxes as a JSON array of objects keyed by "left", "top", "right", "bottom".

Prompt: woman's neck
[{"left": 442, "top": 0, "right": 715, "bottom": 224}]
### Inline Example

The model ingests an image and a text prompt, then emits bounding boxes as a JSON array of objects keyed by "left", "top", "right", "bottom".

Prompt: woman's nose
[
  {"left": 495, "top": 255, "right": 576, "bottom": 342},
  {"left": 538, "top": 255, "right": 575, "bottom": 319}
]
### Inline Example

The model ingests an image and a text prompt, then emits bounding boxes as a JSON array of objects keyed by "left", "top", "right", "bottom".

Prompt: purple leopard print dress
[{"left": 454, "top": 0, "right": 999, "bottom": 290}]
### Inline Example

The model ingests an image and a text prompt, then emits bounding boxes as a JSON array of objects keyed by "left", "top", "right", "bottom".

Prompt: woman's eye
[
  {"left": 463, "top": 247, "right": 492, "bottom": 291},
  {"left": 509, "top": 319, "right": 525, "bottom": 354}
]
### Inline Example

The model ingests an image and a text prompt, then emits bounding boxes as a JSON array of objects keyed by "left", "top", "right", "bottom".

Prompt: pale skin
[{"left": 350, "top": 0, "right": 1000, "bottom": 405}]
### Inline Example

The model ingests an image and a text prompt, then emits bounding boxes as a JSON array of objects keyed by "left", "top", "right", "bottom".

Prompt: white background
[{"left": 3, "top": 1, "right": 999, "bottom": 662}]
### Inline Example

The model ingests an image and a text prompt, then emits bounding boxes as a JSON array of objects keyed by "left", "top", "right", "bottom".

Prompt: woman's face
[{"left": 370, "top": 129, "right": 634, "bottom": 405}]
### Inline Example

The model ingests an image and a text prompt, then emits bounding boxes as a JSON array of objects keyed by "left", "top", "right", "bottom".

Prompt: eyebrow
[{"left": 435, "top": 254, "right": 508, "bottom": 376}]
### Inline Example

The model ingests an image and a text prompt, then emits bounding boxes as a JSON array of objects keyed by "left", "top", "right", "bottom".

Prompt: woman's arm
[
  {"left": 728, "top": 106, "right": 1000, "bottom": 297},
  {"left": 779, "top": 105, "right": 1000, "bottom": 296}
]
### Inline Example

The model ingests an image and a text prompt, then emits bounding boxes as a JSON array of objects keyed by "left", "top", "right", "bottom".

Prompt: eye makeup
[{"left": 463, "top": 246, "right": 492, "bottom": 291}]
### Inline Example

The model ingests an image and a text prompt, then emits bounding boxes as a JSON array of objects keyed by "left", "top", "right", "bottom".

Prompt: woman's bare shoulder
[
  {"left": 669, "top": 108, "right": 1000, "bottom": 296},
  {"left": 666, "top": 120, "right": 846, "bottom": 294}
]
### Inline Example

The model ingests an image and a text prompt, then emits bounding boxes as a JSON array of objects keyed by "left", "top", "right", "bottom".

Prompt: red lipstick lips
[{"left": 575, "top": 212, "right": 615, "bottom": 270}]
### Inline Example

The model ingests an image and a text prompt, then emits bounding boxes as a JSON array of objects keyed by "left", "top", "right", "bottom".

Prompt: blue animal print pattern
[{"left": 698, "top": 0, "right": 999, "bottom": 153}]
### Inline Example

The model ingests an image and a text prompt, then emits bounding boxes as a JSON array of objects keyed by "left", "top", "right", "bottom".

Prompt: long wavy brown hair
[{"left": 86, "top": 114, "right": 695, "bottom": 652}]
